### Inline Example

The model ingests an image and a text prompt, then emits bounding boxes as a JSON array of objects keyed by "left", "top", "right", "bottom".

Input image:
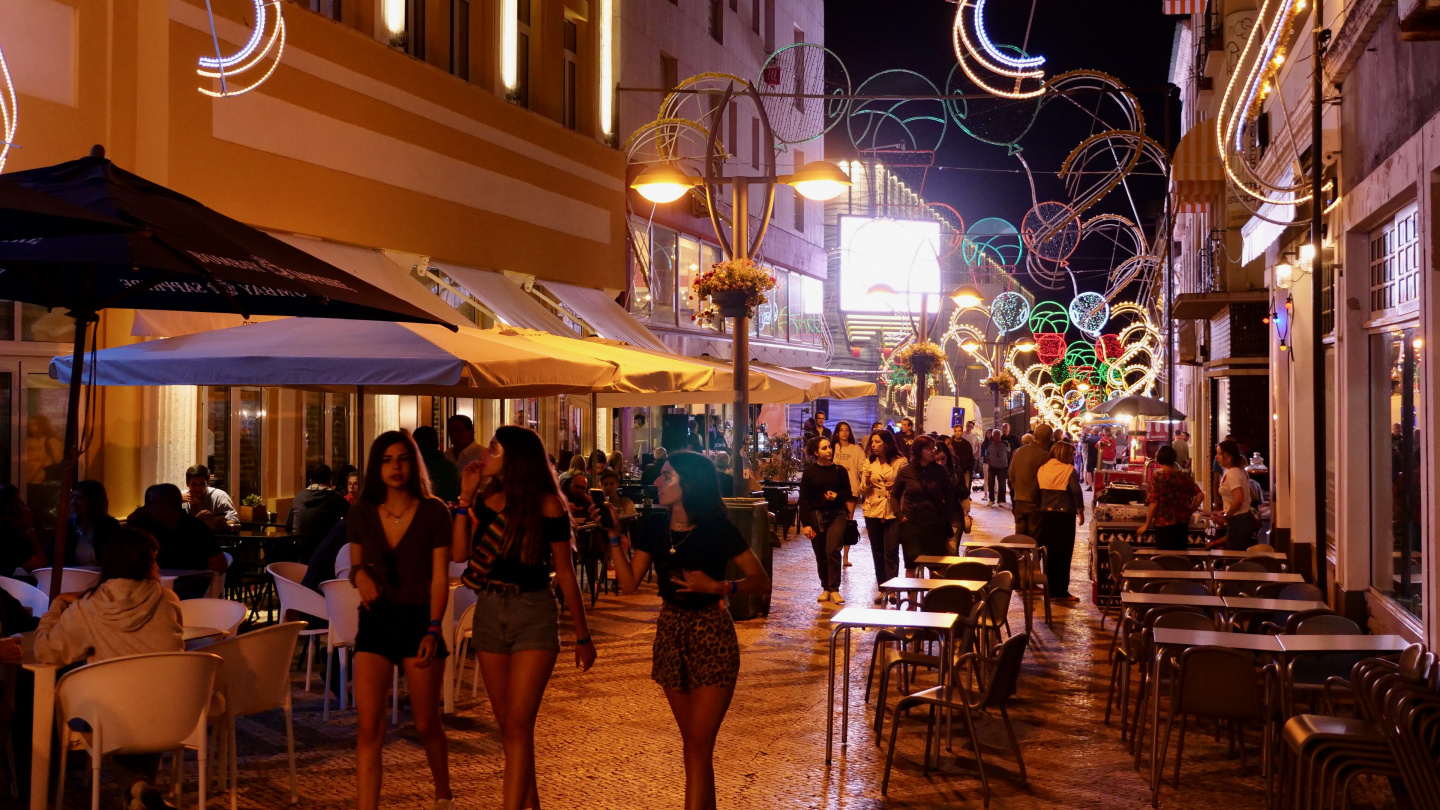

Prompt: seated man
[
  {"left": 640, "top": 447, "right": 667, "bottom": 487},
  {"left": 181, "top": 465, "right": 238, "bottom": 529},
  {"left": 286, "top": 464, "right": 349, "bottom": 561},
  {"left": 598, "top": 470, "right": 636, "bottom": 517},
  {"left": 128, "top": 484, "right": 229, "bottom": 598}
]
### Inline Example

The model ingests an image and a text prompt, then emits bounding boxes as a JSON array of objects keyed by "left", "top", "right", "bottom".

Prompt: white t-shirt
[{"left": 1218, "top": 467, "right": 1253, "bottom": 515}]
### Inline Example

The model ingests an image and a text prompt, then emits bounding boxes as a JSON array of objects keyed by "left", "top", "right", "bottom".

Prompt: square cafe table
[
  {"left": 826, "top": 607, "right": 958, "bottom": 765},
  {"left": 961, "top": 540, "right": 1040, "bottom": 633},
  {"left": 914, "top": 555, "right": 1001, "bottom": 568},
  {"left": 1120, "top": 592, "right": 1226, "bottom": 611}
]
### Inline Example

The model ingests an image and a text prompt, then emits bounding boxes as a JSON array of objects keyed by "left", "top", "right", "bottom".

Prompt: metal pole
[
  {"left": 915, "top": 295, "right": 928, "bottom": 433},
  {"left": 1165, "top": 86, "right": 1177, "bottom": 444},
  {"left": 49, "top": 305, "right": 93, "bottom": 601},
  {"left": 1310, "top": 0, "right": 1329, "bottom": 595},
  {"left": 731, "top": 177, "right": 750, "bottom": 486}
]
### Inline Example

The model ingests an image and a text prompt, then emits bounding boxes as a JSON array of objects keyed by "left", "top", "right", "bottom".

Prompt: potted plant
[
  {"left": 690, "top": 257, "right": 776, "bottom": 325},
  {"left": 237, "top": 494, "right": 265, "bottom": 524},
  {"left": 892, "top": 340, "right": 947, "bottom": 377},
  {"left": 982, "top": 369, "right": 1017, "bottom": 397}
]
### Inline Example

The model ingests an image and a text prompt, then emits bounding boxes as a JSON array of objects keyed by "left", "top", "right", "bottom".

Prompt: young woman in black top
[
  {"left": 347, "top": 431, "right": 454, "bottom": 810},
  {"left": 890, "top": 434, "right": 955, "bottom": 575},
  {"left": 798, "top": 436, "right": 856, "bottom": 604},
  {"left": 452, "top": 425, "right": 594, "bottom": 810},
  {"left": 607, "top": 451, "right": 769, "bottom": 810}
]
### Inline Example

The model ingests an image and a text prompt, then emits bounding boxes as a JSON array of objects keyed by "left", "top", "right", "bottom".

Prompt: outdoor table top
[
  {"left": 961, "top": 540, "right": 1038, "bottom": 550},
  {"left": 1212, "top": 571, "right": 1305, "bottom": 583},
  {"left": 879, "top": 577, "right": 987, "bottom": 592},
  {"left": 183, "top": 625, "right": 223, "bottom": 642},
  {"left": 828, "top": 607, "right": 959, "bottom": 631},
  {"left": 1120, "top": 593, "right": 1226, "bottom": 608},
  {"left": 1220, "top": 597, "right": 1329, "bottom": 613},
  {"left": 1121, "top": 569, "right": 1214, "bottom": 580},
  {"left": 915, "top": 555, "right": 1000, "bottom": 567},
  {"left": 1152, "top": 627, "right": 1285, "bottom": 652},
  {"left": 229, "top": 529, "right": 305, "bottom": 540},
  {"left": 1275, "top": 634, "right": 1411, "bottom": 653},
  {"left": 1134, "top": 548, "right": 1287, "bottom": 560}
]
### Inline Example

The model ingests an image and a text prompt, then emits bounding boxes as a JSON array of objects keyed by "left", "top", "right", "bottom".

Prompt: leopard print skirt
[{"left": 651, "top": 600, "right": 740, "bottom": 690}]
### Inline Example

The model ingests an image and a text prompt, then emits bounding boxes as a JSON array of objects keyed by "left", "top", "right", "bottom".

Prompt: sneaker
[
  {"left": 818, "top": 591, "right": 832, "bottom": 603},
  {"left": 130, "top": 782, "right": 178, "bottom": 810},
  {"left": 830, "top": 591, "right": 845, "bottom": 604},
  {"left": 435, "top": 800, "right": 455, "bottom": 810}
]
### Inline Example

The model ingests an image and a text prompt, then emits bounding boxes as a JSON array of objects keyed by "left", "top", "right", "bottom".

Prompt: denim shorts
[{"left": 470, "top": 588, "right": 560, "bottom": 655}]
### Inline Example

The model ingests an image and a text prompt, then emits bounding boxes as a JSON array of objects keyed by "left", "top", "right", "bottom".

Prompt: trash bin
[{"left": 724, "top": 498, "right": 773, "bottom": 620}]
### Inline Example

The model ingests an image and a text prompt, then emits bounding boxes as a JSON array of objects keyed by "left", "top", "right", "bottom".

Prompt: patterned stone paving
[{"left": 50, "top": 496, "right": 1398, "bottom": 808}]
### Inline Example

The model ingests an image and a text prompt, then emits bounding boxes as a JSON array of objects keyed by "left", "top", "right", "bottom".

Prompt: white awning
[
  {"left": 1240, "top": 169, "right": 1296, "bottom": 265},
  {"left": 132, "top": 235, "right": 471, "bottom": 337},
  {"left": 429, "top": 262, "right": 573, "bottom": 335},
  {"left": 539, "top": 280, "right": 670, "bottom": 353}
]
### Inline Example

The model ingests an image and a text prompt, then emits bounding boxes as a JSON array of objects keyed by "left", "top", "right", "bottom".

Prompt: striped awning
[
  {"left": 1163, "top": 0, "right": 1205, "bottom": 14},
  {"left": 1171, "top": 122, "right": 1225, "bottom": 214}
]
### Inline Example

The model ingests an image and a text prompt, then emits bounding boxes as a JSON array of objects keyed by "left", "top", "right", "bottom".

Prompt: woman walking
[
  {"left": 798, "top": 437, "right": 856, "bottom": 603},
  {"left": 608, "top": 451, "right": 769, "bottom": 810},
  {"left": 348, "top": 431, "right": 454, "bottom": 810},
  {"left": 830, "top": 421, "right": 865, "bottom": 568},
  {"left": 859, "top": 431, "right": 906, "bottom": 604},
  {"left": 1209, "top": 439, "right": 1255, "bottom": 549},
  {"left": 1036, "top": 441, "right": 1085, "bottom": 602},
  {"left": 452, "top": 425, "right": 595, "bottom": 810},
  {"left": 1139, "top": 445, "right": 1201, "bottom": 551},
  {"left": 890, "top": 435, "right": 953, "bottom": 576}
]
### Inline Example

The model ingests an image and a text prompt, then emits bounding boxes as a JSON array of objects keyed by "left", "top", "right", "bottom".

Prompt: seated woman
[
  {"left": 33, "top": 526, "right": 185, "bottom": 810},
  {"left": 66, "top": 479, "right": 122, "bottom": 566}
]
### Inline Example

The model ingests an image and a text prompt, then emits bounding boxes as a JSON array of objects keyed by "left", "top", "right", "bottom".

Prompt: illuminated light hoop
[
  {"left": 197, "top": 0, "right": 286, "bottom": 98},
  {"left": 1069, "top": 292, "right": 1110, "bottom": 338},
  {"left": 972, "top": 0, "right": 1045, "bottom": 70},
  {"left": 951, "top": 0, "right": 1046, "bottom": 100},
  {"left": 1095, "top": 334, "right": 1122, "bottom": 363},
  {"left": 0, "top": 44, "right": 15, "bottom": 172},
  {"left": 1216, "top": 0, "right": 1311, "bottom": 205},
  {"left": 1035, "top": 333, "right": 1067, "bottom": 366},
  {"left": 989, "top": 291, "right": 1030, "bottom": 334}
]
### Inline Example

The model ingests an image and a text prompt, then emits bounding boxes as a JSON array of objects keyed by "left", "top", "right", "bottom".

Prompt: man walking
[
  {"left": 896, "top": 417, "right": 916, "bottom": 459},
  {"left": 1009, "top": 423, "right": 1054, "bottom": 538}
]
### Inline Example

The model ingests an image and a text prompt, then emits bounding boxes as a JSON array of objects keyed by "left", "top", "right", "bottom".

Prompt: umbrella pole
[{"left": 48, "top": 307, "right": 94, "bottom": 601}]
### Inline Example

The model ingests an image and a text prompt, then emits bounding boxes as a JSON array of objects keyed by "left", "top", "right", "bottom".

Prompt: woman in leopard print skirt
[{"left": 608, "top": 451, "right": 770, "bottom": 810}]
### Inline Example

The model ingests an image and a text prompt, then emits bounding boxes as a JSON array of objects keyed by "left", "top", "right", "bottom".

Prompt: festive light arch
[
  {"left": 197, "top": 0, "right": 287, "bottom": 98},
  {"left": 0, "top": 44, "right": 15, "bottom": 172},
  {"left": 951, "top": 0, "right": 1047, "bottom": 99}
]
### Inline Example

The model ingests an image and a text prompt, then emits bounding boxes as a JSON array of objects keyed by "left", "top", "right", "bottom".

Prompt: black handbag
[{"left": 843, "top": 519, "right": 861, "bottom": 546}]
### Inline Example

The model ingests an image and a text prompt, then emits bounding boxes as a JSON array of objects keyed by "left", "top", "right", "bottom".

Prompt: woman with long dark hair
[
  {"left": 608, "top": 451, "right": 769, "bottom": 810},
  {"left": 452, "top": 425, "right": 594, "bottom": 810},
  {"left": 348, "top": 431, "right": 453, "bottom": 810},
  {"left": 830, "top": 422, "right": 864, "bottom": 569},
  {"left": 66, "top": 479, "right": 121, "bottom": 566},
  {"left": 859, "top": 431, "right": 905, "bottom": 604},
  {"left": 799, "top": 436, "right": 856, "bottom": 603},
  {"left": 890, "top": 434, "right": 954, "bottom": 575},
  {"left": 1209, "top": 439, "right": 1255, "bottom": 550}
]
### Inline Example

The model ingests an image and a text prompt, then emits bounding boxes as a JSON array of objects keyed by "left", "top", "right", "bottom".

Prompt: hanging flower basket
[
  {"left": 983, "top": 369, "right": 1017, "bottom": 397},
  {"left": 892, "top": 341, "right": 946, "bottom": 375},
  {"left": 691, "top": 258, "right": 775, "bottom": 325}
]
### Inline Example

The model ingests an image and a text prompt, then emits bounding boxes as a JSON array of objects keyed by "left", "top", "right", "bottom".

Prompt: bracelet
[
  {"left": 575, "top": 636, "right": 593, "bottom": 646},
  {"left": 452, "top": 504, "right": 471, "bottom": 517},
  {"left": 426, "top": 627, "right": 442, "bottom": 638},
  {"left": 728, "top": 579, "right": 739, "bottom": 595},
  {"left": 607, "top": 534, "right": 624, "bottom": 547}
]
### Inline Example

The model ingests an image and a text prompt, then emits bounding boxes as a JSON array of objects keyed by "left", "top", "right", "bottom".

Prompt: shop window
[
  {"left": 237, "top": 388, "right": 265, "bottom": 504},
  {"left": 303, "top": 392, "right": 351, "bottom": 476},
  {"left": 1369, "top": 205, "right": 1420, "bottom": 315},
  {"left": 630, "top": 230, "right": 653, "bottom": 320},
  {"left": 23, "top": 373, "right": 68, "bottom": 531},
  {"left": 750, "top": 266, "right": 782, "bottom": 340},
  {"left": 647, "top": 226, "right": 678, "bottom": 325},
  {"left": 1369, "top": 328, "right": 1424, "bottom": 620},
  {"left": 20, "top": 303, "right": 74, "bottom": 343},
  {"left": 515, "top": 0, "right": 532, "bottom": 108},
  {"left": 790, "top": 274, "right": 824, "bottom": 346},
  {"left": 451, "top": 0, "right": 470, "bottom": 80},
  {"left": 0, "top": 301, "right": 12, "bottom": 341},
  {"left": 562, "top": 18, "right": 578, "bottom": 129},
  {"left": 303, "top": 392, "right": 326, "bottom": 477},
  {"left": 677, "top": 236, "right": 702, "bottom": 326},
  {"left": 329, "top": 394, "right": 352, "bottom": 472},
  {"left": 202, "top": 387, "right": 231, "bottom": 495}
]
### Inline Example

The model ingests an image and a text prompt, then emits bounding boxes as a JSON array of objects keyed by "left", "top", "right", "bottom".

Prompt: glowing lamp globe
[
  {"left": 786, "top": 161, "right": 851, "bottom": 201},
  {"left": 948, "top": 285, "right": 984, "bottom": 308},
  {"left": 631, "top": 163, "right": 695, "bottom": 203},
  {"left": 961, "top": 340, "right": 981, "bottom": 352},
  {"left": 1015, "top": 340, "right": 1036, "bottom": 352}
]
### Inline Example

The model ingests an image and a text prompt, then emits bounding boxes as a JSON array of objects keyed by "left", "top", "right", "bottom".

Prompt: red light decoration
[
  {"left": 1095, "top": 333, "right": 1122, "bottom": 363},
  {"left": 1036, "top": 332, "right": 1067, "bottom": 365}
]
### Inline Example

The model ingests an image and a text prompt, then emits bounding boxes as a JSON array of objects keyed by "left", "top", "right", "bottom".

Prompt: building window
[
  {"left": 792, "top": 149, "right": 806, "bottom": 233},
  {"left": 201, "top": 387, "right": 232, "bottom": 498},
  {"left": 751, "top": 118, "right": 760, "bottom": 169},
  {"left": 0, "top": 371, "right": 10, "bottom": 486},
  {"left": 677, "top": 236, "right": 702, "bottom": 325},
  {"left": 727, "top": 105, "right": 738, "bottom": 158},
  {"left": 660, "top": 53, "right": 678, "bottom": 95},
  {"left": 729, "top": 0, "right": 736, "bottom": 10},
  {"left": 303, "top": 392, "right": 353, "bottom": 476},
  {"left": 749, "top": 267, "right": 784, "bottom": 340},
  {"left": 515, "top": 0, "right": 532, "bottom": 108},
  {"left": 792, "top": 27, "right": 805, "bottom": 112},
  {"left": 383, "top": 0, "right": 425, "bottom": 58},
  {"left": 647, "top": 226, "right": 678, "bottom": 326},
  {"left": 1369, "top": 327, "right": 1424, "bottom": 621},
  {"left": 1369, "top": 204, "right": 1420, "bottom": 314},
  {"left": 20, "top": 303, "right": 74, "bottom": 343},
  {"left": 751, "top": 0, "right": 760, "bottom": 34},
  {"left": 562, "top": 18, "right": 578, "bottom": 129},
  {"left": 307, "top": 0, "right": 341, "bottom": 21},
  {"left": 451, "top": 0, "right": 470, "bottom": 80},
  {"left": 790, "top": 274, "right": 824, "bottom": 346},
  {"left": 709, "top": 0, "right": 723, "bottom": 42}
]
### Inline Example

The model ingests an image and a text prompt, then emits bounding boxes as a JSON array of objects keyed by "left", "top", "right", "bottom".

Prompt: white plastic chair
[
  {"left": 267, "top": 563, "right": 328, "bottom": 692},
  {"left": 318, "top": 579, "right": 399, "bottom": 723},
  {"left": 0, "top": 575, "right": 49, "bottom": 618},
  {"left": 32, "top": 568, "right": 100, "bottom": 597},
  {"left": 453, "top": 602, "right": 480, "bottom": 700},
  {"left": 53, "top": 651, "right": 220, "bottom": 810},
  {"left": 204, "top": 622, "right": 304, "bottom": 810},
  {"left": 177, "top": 598, "right": 248, "bottom": 638}
]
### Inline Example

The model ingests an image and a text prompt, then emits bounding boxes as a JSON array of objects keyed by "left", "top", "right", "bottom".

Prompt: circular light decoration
[
  {"left": 951, "top": 0, "right": 1047, "bottom": 100},
  {"left": 197, "top": 0, "right": 287, "bottom": 98},
  {"left": 757, "top": 43, "right": 852, "bottom": 145},
  {"left": 1095, "top": 333, "right": 1123, "bottom": 363},
  {"left": 1085, "top": 390, "right": 1104, "bottom": 410},
  {"left": 1035, "top": 332, "right": 1068, "bottom": 366},
  {"left": 0, "top": 44, "right": 14, "bottom": 173},
  {"left": 1064, "top": 341, "right": 1098, "bottom": 371},
  {"left": 1049, "top": 361, "right": 1071, "bottom": 386},
  {"left": 962, "top": 217, "right": 1023, "bottom": 270},
  {"left": 1021, "top": 201, "right": 1081, "bottom": 264},
  {"left": 1069, "top": 364, "right": 1098, "bottom": 389},
  {"left": 1063, "top": 389, "right": 1086, "bottom": 413},
  {"left": 1069, "top": 292, "right": 1110, "bottom": 338},
  {"left": 990, "top": 291, "right": 1030, "bottom": 333},
  {"left": 1028, "top": 300, "right": 1070, "bottom": 334}
]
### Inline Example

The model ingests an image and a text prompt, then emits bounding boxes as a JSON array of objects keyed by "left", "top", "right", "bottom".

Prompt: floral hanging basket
[
  {"left": 691, "top": 258, "right": 775, "bottom": 326},
  {"left": 983, "top": 369, "right": 1017, "bottom": 397},
  {"left": 892, "top": 341, "right": 946, "bottom": 376}
]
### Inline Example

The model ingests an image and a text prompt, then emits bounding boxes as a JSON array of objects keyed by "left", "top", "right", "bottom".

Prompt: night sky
[{"left": 823, "top": 0, "right": 1180, "bottom": 298}]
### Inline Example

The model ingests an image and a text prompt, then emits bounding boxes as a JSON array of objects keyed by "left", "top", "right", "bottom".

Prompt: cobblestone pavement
[{"left": 62, "top": 496, "right": 1397, "bottom": 809}]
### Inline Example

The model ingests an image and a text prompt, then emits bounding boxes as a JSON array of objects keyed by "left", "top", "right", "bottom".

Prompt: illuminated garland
[
  {"left": 951, "top": 0, "right": 1046, "bottom": 99},
  {"left": 197, "top": 0, "right": 287, "bottom": 98},
  {"left": 0, "top": 43, "right": 15, "bottom": 172}
]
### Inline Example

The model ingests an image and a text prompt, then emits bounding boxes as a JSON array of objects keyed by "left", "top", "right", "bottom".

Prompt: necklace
[
  {"left": 669, "top": 526, "right": 696, "bottom": 554},
  {"left": 381, "top": 500, "right": 416, "bottom": 524}
]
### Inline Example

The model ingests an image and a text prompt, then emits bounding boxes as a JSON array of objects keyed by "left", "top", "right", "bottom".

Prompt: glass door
[{"left": 1369, "top": 328, "right": 1424, "bottom": 620}]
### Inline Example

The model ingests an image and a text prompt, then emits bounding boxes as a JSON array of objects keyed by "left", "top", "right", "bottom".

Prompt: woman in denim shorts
[
  {"left": 348, "top": 431, "right": 454, "bottom": 810},
  {"left": 451, "top": 426, "right": 594, "bottom": 810},
  {"left": 608, "top": 451, "right": 770, "bottom": 810}
]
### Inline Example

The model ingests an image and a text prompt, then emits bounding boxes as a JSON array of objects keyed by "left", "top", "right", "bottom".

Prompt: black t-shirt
[
  {"left": 131, "top": 513, "right": 222, "bottom": 572},
  {"left": 637, "top": 514, "right": 749, "bottom": 610}
]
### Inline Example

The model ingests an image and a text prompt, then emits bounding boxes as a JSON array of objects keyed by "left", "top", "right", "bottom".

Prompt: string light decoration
[
  {"left": 1035, "top": 332, "right": 1067, "bottom": 365},
  {"left": 1265, "top": 298, "right": 1294, "bottom": 352},
  {"left": 0, "top": 43, "right": 15, "bottom": 172},
  {"left": 962, "top": 217, "right": 1024, "bottom": 270},
  {"left": 1028, "top": 301, "right": 1070, "bottom": 334},
  {"left": 990, "top": 291, "right": 1031, "bottom": 334},
  {"left": 197, "top": 0, "right": 287, "bottom": 98},
  {"left": 951, "top": 0, "right": 1047, "bottom": 99},
  {"left": 1069, "top": 291, "right": 1110, "bottom": 337},
  {"left": 1021, "top": 201, "right": 1081, "bottom": 264},
  {"left": 1095, "top": 333, "right": 1123, "bottom": 363}
]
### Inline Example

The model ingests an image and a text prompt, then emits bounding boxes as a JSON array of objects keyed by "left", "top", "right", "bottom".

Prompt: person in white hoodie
[
  {"left": 34, "top": 526, "right": 184, "bottom": 810},
  {"left": 830, "top": 421, "right": 866, "bottom": 570}
]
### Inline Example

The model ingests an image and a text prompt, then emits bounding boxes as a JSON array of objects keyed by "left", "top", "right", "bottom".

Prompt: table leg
[
  {"left": 841, "top": 628, "right": 851, "bottom": 747},
  {"left": 826, "top": 625, "right": 841, "bottom": 765},
  {"left": 441, "top": 586, "right": 459, "bottom": 715},
  {"left": 1023, "top": 550, "right": 1035, "bottom": 634},
  {"left": 27, "top": 664, "right": 56, "bottom": 810},
  {"left": 1149, "top": 643, "right": 1164, "bottom": 800}
]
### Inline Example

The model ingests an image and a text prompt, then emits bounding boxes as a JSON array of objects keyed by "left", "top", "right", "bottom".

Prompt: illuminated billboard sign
[{"left": 838, "top": 216, "right": 943, "bottom": 313}]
